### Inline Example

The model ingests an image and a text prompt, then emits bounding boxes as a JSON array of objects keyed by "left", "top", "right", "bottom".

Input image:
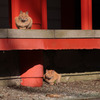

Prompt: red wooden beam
[
  {"left": 0, "top": 39, "right": 100, "bottom": 50},
  {"left": 81, "top": 0, "right": 92, "bottom": 30}
]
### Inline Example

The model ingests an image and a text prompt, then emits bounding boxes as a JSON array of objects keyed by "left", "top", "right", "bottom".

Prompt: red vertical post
[
  {"left": 41, "top": 0, "right": 47, "bottom": 29},
  {"left": 81, "top": 0, "right": 92, "bottom": 30},
  {"left": 88, "top": 0, "right": 92, "bottom": 29}
]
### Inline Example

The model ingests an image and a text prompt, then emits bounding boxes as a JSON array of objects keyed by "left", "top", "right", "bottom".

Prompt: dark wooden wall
[
  {"left": 0, "top": 0, "right": 10, "bottom": 28},
  {"left": 61, "top": 0, "right": 81, "bottom": 29},
  {"left": 47, "top": 0, "right": 61, "bottom": 29},
  {"left": 92, "top": 0, "right": 100, "bottom": 29}
]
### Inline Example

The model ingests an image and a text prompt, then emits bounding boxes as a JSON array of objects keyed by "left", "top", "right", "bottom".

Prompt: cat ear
[
  {"left": 26, "top": 11, "right": 28, "bottom": 15},
  {"left": 20, "top": 11, "right": 22, "bottom": 14}
]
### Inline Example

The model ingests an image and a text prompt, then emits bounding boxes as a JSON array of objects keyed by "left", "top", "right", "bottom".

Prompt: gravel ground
[{"left": 0, "top": 80, "right": 100, "bottom": 100}]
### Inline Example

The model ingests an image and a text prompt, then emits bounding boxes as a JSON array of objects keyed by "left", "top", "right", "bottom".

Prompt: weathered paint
[
  {"left": 81, "top": 0, "right": 92, "bottom": 30},
  {"left": 0, "top": 39, "right": 100, "bottom": 50}
]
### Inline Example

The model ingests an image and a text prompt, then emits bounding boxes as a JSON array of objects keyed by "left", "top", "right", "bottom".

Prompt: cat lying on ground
[
  {"left": 43, "top": 69, "right": 61, "bottom": 85},
  {"left": 15, "top": 11, "right": 33, "bottom": 29}
]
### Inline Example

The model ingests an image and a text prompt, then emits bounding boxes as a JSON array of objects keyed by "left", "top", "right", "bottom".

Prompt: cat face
[
  {"left": 45, "top": 70, "right": 54, "bottom": 79},
  {"left": 18, "top": 11, "right": 29, "bottom": 22}
]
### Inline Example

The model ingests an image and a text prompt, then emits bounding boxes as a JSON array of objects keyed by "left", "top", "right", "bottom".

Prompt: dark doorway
[
  {"left": 92, "top": 0, "right": 100, "bottom": 29},
  {"left": 61, "top": 0, "right": 81, "bottom": 29}
]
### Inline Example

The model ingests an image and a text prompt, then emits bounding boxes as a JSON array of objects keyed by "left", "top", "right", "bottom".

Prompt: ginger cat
[
  {"left": 43, "top": 70, "right": 61, "bottom": 85},
  {"left": 15, "top": 11, "right": 33, "bottom": 29}
]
